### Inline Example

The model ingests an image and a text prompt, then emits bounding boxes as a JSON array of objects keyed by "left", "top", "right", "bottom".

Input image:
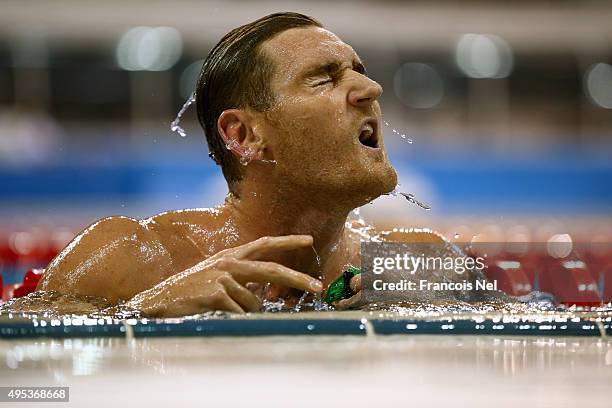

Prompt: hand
[
  {"left": 333, "top": 274, "right": 362, "bottom": 310},
  {"left": 128, "top": 235, "right": 322, "bottom": 317}
]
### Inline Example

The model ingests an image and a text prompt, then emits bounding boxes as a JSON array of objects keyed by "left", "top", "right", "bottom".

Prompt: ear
[{"left": 217, "top": 109, "right": 264, "bottom": 161}]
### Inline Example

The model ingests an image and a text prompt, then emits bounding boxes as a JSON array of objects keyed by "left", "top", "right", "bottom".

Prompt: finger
[
  {"left": 245, "top": 282, "right": 262, "bottom": 292},
  {"left": 334, "top": 292, "right": 362, "bottom": 310},
  {"left": 208, "top": 286, "right": 245, "bottom": 314},
  {"left": 217, "top": 275, "right": 262, "bottom": 312},
  {"left": 223, "top": 259, "right": 323, "bottom": 293},
  {"left": 350, "top": 274, "right": 361, "bottom": 293},
  {"left": 234, "top": 235, "right": 314, "bottom": 260}
]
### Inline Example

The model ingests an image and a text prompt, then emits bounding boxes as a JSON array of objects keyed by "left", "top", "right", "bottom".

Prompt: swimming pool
[{"left": 1, "top": 321, "right": 611, "bottom": 407}]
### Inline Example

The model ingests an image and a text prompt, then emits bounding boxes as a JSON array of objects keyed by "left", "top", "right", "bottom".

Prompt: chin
[
  {"left": 368, "top": 161, "right": 398, "bottom": 194},
  {"left": 379, "top": 165, "right": 399, "bottom": 194},
  {"left": 290, "top": 160, "right": 397, "bottom": 206},
  {"left": 346, "top": 164, "right": 398, "bottom": 207}
]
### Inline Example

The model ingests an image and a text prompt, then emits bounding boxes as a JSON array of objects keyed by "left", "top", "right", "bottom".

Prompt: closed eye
[{"left": 315, "top": 78, "right": 333, "bottom": 86}]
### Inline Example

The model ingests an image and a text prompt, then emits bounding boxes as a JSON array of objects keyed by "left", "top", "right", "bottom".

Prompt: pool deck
[
  {"left": 1, "top": 334, "right": 610, "bottom": 407},
  {"left": 1, "top": 310, "right": 611, "bottom": 407}
]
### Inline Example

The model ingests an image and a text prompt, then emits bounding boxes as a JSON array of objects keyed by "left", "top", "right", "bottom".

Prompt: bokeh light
[
  {"left": 584, "top": 62, "right": 612, "bottom": 109},
  {"left": 455, "top": 34, "right": 513, "bottom": 79},
  {"left": 393, "top": 62, "right": 444, "bottom": 109},
  {"left": 547, "top": 233, "right": 573, "bottom": 259},
  {"left": 116, "top": 26, "right": 183, "bottom": 71}
]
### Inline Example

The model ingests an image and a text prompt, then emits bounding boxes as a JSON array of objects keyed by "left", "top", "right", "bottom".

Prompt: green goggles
[{"left": 324, "top": 265, "right": 361, "bottom": 304}]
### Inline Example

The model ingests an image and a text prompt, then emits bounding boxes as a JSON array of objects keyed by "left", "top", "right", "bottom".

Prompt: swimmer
[{"left": 32, "top": 13, "right": 485, "bottom": 317}]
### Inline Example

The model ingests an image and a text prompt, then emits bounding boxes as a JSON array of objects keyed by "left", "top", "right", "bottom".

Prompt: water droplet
[
  {"left": 292, "top": 292, "right": 309, "bottom": 312},
  {"left": 383, "top": 120, "right": 413, "bottom": 145},
  {"left": 306, "top": 324, "right": 315, "bottom": 331},
  {"left": 399, "top": 192, "right": 431, "bottom": 211},
  {"left": 400, "top": 134, "right": 414, "bottom": 144},
  {"left": 170, "top": 92, "right": 196, "bottom": 138}
]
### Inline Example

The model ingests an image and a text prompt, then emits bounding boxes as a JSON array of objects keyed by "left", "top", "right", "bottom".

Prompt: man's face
[{"left": 257, "top": 26, "right": 397, "bottom": 205}]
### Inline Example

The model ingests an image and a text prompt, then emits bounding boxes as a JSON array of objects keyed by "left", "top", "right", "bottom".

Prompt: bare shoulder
[
  {"left": 39, "top": 215, "right": 174, "bottom": 301},
  {"left": 145, "top": 207, "right": 230, "bottom": 262},
  {"left": 51, "top": 215, "right": 150, "bottom": 260},
  {"left": 377, "top": 227, "right": 448, "bottom": 244},
  {"left": 147, "top": 207, "right": 225, "bottom": 227},
  {"left": 344, "top": 217, "right": 448, "bottom": 244}
]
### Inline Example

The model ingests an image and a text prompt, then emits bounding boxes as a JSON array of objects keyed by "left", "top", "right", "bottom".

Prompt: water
[
  {"left": 224, "top": 142, "right": 277, "bottom": 166},
  {"left": 261, "top": 295, "right": 285, "bottom": 312},
  {"left": 384, "top": 188, "right": 432, "bottom": 211},
  {"left": 379, "top": 122, "right": 430, "bottom": 210},
  {"left": 383, "top": 120, "right": 413, "bottom": 144},
  {"left": 260, "top": 244, "right": 328, "bottom": 313},
  {"left": 170, "top": 91, "right": 276, "bottom": 166},
  {"left": 0, "top": 291, "right": 127, "bottom": 318},
  {"left": 399, "top": 192, "right": 431, "bottom": 211},
  {"left": 292, "top": 292, "right": 309, "bottom": 312},
  {"left": 170, "top": 92, "right": 196, "bottom": 138},
  {"left": 2, "top": 291, "right": 610, "bottom": 326}
]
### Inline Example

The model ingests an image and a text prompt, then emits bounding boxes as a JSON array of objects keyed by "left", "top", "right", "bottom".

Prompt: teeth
[{"left": 360, "top": 124, "right": 374, "bottom": 140}]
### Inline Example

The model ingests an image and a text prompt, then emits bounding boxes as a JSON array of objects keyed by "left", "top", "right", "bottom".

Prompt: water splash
[
  {"left": 352, "top": 207, "right": 366, "bottom": 225},
  {"left": 225, "top": 143, "right": 277, "bottom": 166},
  {"left": 170, "top": 92, "right": 196, "bottom": 138},
  {"left": 383, "top": 120, "right": 413, "bottom": 144},
  {"left": 260, "top": 282, "right": 285, "bottom": 312},
  {"left": 225, "top": 140, "right": 240, "bottom": 150},
  {"left": 292, "top": 292, "right": 309, "bottom": 312},
  {"left": 307, "top": 244, "right": 329, "bottom": 310},
  {"left": 400, "top": 192, "right": 431, "bottom": 211},
  {"left": 384, "top": 189, "right": 432, "bottom": 211},
  {"left": 261, "top": 296, "right": 286, "bottom": 312}
]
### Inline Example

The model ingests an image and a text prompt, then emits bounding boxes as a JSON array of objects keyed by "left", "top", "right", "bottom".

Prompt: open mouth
[{"left": 358, "top": 119, "right": 380, "bottom": 149}]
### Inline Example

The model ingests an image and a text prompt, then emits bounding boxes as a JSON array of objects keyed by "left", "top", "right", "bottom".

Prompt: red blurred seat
[
  {"left": 539, "top": 260, "right": 600, "bottom": 306},
  {"left": 589, "top": 262, "right": 612, "bottom": 303},
  {"left": 11, "top": 269, "right": 44, "bottom": 299},
  {"left": 515, "top": 253, "right": 558, "bottom": 291},
  {"left": 0, "top": 240, "right": 18, "bottom": 266},
  {"left": 484, "top": 260, "right": 532, "bottom": 296}
]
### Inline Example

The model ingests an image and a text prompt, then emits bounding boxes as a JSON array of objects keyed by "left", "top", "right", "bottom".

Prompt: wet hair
[{"left": 196, "top": 12, "right": 323, "bottom": 193}]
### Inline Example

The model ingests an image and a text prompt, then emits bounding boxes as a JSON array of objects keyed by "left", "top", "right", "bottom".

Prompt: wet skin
[{"left": 36, "top": 27, "right": 447, "bottom": 317}]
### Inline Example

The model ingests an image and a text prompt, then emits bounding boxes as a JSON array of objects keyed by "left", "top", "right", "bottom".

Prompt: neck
[{"left": 223, "top": 168, "right": 357, "bottom": 283}]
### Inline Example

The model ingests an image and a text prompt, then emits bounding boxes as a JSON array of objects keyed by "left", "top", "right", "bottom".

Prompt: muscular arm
[
  {"left": 34, "top": 214, "right": 323, "bottom": 317},
  {"left": 37, "top": 216, "right": 180, "bottom": 304}
]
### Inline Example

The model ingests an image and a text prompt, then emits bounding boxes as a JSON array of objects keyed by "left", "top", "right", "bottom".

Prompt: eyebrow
[{"left": 301, "top": 58, "right": 367, "bottom": 79}]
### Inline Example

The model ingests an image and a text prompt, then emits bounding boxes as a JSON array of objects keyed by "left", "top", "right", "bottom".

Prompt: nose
[{"left": 347, "top": 75, "right": 383, "bottom": 107}]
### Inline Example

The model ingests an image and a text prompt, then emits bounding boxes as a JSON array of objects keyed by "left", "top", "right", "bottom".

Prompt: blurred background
[{"left": 0, "top": 0, "right": 611, "bottom": 280}]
